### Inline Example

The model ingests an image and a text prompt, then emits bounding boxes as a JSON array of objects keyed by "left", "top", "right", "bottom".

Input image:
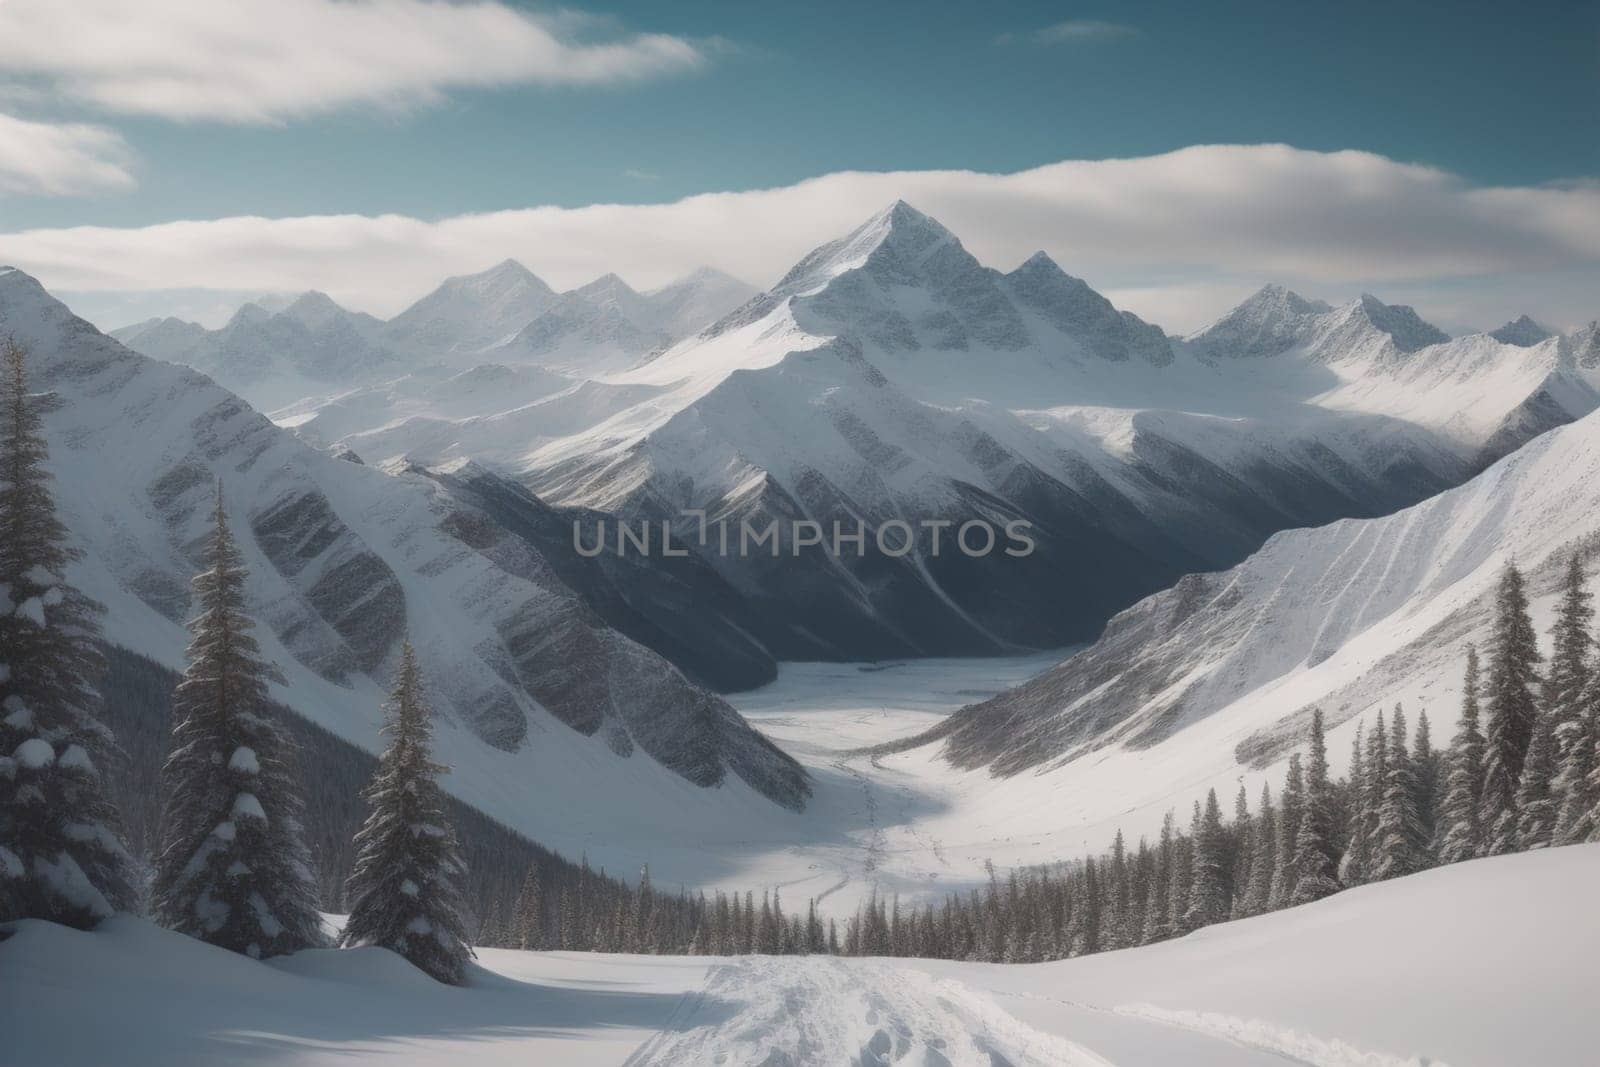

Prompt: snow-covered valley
[{"left": 6, "top": 844, "right": 1595, "bottom": 1066}]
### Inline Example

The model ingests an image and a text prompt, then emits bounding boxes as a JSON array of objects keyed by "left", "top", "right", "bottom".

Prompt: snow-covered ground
[{"left": 6, "top": 845, "right": 1595, "bottom": 1066}]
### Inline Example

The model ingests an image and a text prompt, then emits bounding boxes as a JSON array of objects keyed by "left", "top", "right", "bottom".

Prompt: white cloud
[
  {"left": 1033, "top": 20, "right": 1141, "bottom": 44},
  {"left": 0, "top": 0, "right": 705, "bottom": 124},
  {"left": 998, "top": 20, "right": 1141, "bottom": 46},
  {"left": 5, "top": 145, "right": 1598, "bottom": 331},
  {"left": 0, "top": 111, "right": 133, "bottom": 195}
]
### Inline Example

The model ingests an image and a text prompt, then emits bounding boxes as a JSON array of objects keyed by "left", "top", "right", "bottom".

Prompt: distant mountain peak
[
  {"left": 1490, "top": 314, "right": 1554, "bottom": 347},
  {"left": 1348, "top": 294, "right": 1449, "bottom": 352},
  {"left": 1188, "top": 284, "right": 1332, "bottom": 358}
]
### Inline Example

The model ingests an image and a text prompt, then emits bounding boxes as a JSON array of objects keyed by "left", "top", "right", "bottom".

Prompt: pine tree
[
  {"left": 1481, "top": 564, "right": 1541, "bottom": 853},
  {"left": 0, "top": 339, "right": 134, "bottom": 928},
  {"left": 1240, "top": 783, "right": 1275, "bottom": 917},
  {"left": 1268, "top": 754, "right": 1303, "bottom": 909},
  {"left": 513, "top": 862, "right": 544, "bottom": 950},
  {"left": 339, "top": 642, "right": 472, "bottom": 981},
  {"left": 151, "top": 486, "right": 323, "bottom": 958},
  {"left": 1372, "top": 707, "right": 1428, "bottom": 881},
  {"left": 1410, "top": 709, "right": 1439, "bottom": 861},
  {"left": 1140, "top": 810, "right": 1175, "bottom": 943},
  {"left": 1554, "top": 673, "right": 1600, "bottom": 844},
  {"left": 1513, "top": 709, "right": 1560, "bottom": 850},
  {"left": 1289, "top": 710, "right": 1341, "bottom": 905},
  {"left": 1543, "top": 552, "right": 1592, "bottom": 740},
  {"left": 1337, "top": 722, "right": 1369, "bottom": 886},
  {"left": 1439, "top": 648, "right": 1487, "bottom": 862},
  {"left": 1184, "top": 789, "right": 1229, "bottom": 929},
  {"left": 1228, "top": 785, "right": 1252, "bottom": 919}
]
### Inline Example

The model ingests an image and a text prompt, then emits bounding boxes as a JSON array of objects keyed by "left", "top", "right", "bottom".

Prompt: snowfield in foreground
[{"left": 4, "top": 844, "right": 1595, "bottom": 1066}]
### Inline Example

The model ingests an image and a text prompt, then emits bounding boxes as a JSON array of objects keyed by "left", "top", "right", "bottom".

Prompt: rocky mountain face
[{"left": 2, "top": 265, "right": 808, "bottom": 812}]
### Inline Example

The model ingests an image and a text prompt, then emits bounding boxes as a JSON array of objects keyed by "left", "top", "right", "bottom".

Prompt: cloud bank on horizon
[{"left": 7, "top": 144, "right": 1598, "bottom": 334}]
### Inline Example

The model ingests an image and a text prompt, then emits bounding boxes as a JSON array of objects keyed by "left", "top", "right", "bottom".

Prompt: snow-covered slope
[
  {"left": 6, "top": 845, "right": 1594, "bottom": 1066},
  {"left": 0, "top": 267, "right": 808, "bottom": 826},
  {"left": 922, "top": 401, "right": 1600, "bottom": 779}
]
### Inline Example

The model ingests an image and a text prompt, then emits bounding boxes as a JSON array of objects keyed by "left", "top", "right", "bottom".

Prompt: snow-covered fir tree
[
  {"left": 1410, "top": 709, "right": 1440, "bottom": 860},
  {"left": 1227, "top": 784, "right": 1252, "bottom": 919},
  {"left": 1542, "top": 553, "right": 1592, "bottom": 741},
  {"left": 151, "top": 486, "right": 323, "bottom": 958},
  {"left": 0, "top": 338, "right": 134, "bottom": 928},
  {"left": 1513, "top": 709, "right": 1560, "bottom": 849},
  {"left": 1289, "top": 709, "right": 1341, "bottom": 905},
  {"left": 341, "top": 642, "right": 473, "bottom": 984},
  {"left": 1184, "top": 789, "right": 1229, "bottom": 928},
  {"left": 1439, "top": 647, "right": 1488, "bottom": 863},
  {"left": 513, "top": 861, "right": 544, "bottom": 950},
  {"left": 1373, "top": 707, "right": 1428, "bottom": 880},
  {"left": 1267, "top": 753, "right": 1303, "bottom": 908},
  {"left": 1239, "top": 783, "right": 1275, "bottom": 917},
  {"left": 1140, "top": 810, "right": 1174, "bottom": 943},
  {"left": 1554, "top": 671, "right": 1600, "bottom": 844},
  {"left": 1481, "top": 564, "right": 1542, "bottom": 854},
  {"left": 1338, "top": 721, "right": 1370, "bottom": 885}
]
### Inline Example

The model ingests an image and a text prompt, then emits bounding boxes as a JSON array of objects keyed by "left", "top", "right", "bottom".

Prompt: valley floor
[{"left": 5, "top": 844, "right": 1595, "bottom": 1066}]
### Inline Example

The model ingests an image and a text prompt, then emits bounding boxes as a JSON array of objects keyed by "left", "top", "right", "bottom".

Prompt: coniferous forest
[{"left": 6, "top": 334, "right": 1600, "bottom": 977}]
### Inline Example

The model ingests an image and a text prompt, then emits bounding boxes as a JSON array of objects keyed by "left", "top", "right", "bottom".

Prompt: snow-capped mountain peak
[
  {"left": 1350, "top": 292, "right": 1450, "bottom": 352},
  {"left": 1187, "top": 283, "right": 1333, "bottom": 358},
  {"left": 772, "top": 199, "right": 961, "bottom": 300},
  {"left": 279, "top": 289, "right": 360, "bottom": 331},
  {"left": 1490, "top": 314, "right": 1555, "bottom": 347},
  {"left": 1002, "top": 250, "right": 1173, "bottom": 364},
  {"left": 382, "top": 258, "right": 558, "bottom": 357}
]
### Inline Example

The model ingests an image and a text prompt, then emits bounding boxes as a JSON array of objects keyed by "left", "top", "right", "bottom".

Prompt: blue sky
[{"left": 0, "top": 0, "right": 1596, "bottom": 332}]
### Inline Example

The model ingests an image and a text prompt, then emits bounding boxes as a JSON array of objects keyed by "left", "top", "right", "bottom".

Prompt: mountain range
[
  {"left": 112, "top": 262, "right": 757, "bottom": 408},
  {"left": 108, "top": 201, "right": 1600, "bottom": 689},
  {"left": 0, "top": 265, "right": 810, "bottom": 844}
]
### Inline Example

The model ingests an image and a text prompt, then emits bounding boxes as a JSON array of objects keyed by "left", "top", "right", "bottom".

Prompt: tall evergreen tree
[
  {"left": 1554, "top": 673, "right": 1600, "bottom": 844},
  {"left": 1267, "top": 753, "right": 1303, "bottom": 909},
  {"left": 1140, "top": 810, "right": 1174, "bottom": 944},
  {"left": 513, "top": 862, "right": 544, "bottom": 950},
  {"left": 152, "top": 486, "right": 322, "bottom": 958},
  {"left": 1481, "top": 564, "right": 1541, "bottom": 853},
  {"left": 0, "top": 338, "right": 133, "bottom": 928},
  {"left": 1513, "top": 709, "right": 1560, "bottom": 850},
  {"left": 1338, "top": 722, "right": 1369, "bottom": 885},
  {"left": 340, "top": 642, "right": 472, "bottom": 981},
  {"left": 1410, "top": 709, "right": 1440, "bottom": 861},
  {"left": 1439, "top": 647, "right": 1487, "bottom": 862},
  {"left": 1372, "top": 707, "right": 1428, "bottom": 881},
  {"left": 1228, "top": 784, "right": 1252, "bottom": 919},
  {"left": 1290, "top": 710, "right": 1341, "bottom": 905},
  {"left": 1185, "top": 789, "right": 1230, "bottom": 928},
  {"left": 1240, "top": 783, "right": 1275, "bottom": 917},
  {"left": 1543, "top": 552, "right": 1592, "bottom": 741}
]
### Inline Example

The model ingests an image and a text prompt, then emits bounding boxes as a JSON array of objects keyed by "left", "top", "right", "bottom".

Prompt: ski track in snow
[{"left": 622, "top": 956, "right": 1114, "bottom": 1067}]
